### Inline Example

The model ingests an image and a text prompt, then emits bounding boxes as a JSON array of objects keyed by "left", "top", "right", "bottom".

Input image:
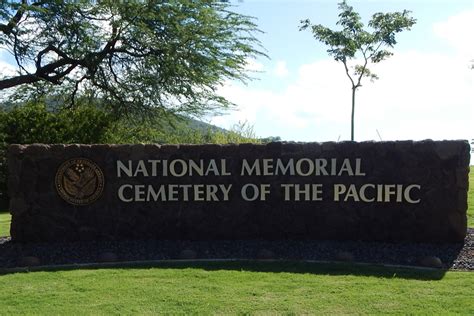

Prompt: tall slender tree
[{"left": 300, "top": 1, "right": 416, "bottom": 141}]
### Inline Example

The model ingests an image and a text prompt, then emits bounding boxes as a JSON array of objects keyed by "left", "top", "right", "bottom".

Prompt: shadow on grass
[
  {"left": 122, "top": 260, "right": 449, "bottom": 280},
  {"left": 0, "top": 259, "right": 448, "bottom": 281}
]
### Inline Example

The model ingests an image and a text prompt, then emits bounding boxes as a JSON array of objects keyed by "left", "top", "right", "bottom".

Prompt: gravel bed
[{"left": 0, "top": 229, "right": 472, "bottom": 271}]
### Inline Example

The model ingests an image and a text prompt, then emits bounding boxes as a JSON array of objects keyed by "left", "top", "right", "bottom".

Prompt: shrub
[{"left": 0, "top": 102, "right": 114, "bottom": 207}]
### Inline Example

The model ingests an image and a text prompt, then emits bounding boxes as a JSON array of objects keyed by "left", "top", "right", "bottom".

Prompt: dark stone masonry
[{"left": 8, "top": 140, "right": 470, "bottom": 243}]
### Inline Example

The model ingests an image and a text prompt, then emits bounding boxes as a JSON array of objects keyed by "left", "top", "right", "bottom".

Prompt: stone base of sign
[{"left": 8, "top": 140, "right": 471, "bottom": 243}]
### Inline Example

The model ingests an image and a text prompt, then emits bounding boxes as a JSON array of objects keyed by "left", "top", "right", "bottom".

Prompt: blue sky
[{"left": 210, "top": 0, "right": 473, "bottom": 145}]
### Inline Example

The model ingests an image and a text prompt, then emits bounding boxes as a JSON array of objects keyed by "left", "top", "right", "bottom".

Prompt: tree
[
  {"left": 0, "top": 0, "right": 264, "bottom": 117},
  {"left": 300, "top": 1, "right": 416, "bottom": 141}
]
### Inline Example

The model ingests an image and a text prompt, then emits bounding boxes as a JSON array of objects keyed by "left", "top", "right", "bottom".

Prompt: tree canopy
[
  {"left": 300, "top": 1, "right": 416, "bottom": 140},
  {"left": 0, "top": 0, "right": 264, "bottom": 116}
]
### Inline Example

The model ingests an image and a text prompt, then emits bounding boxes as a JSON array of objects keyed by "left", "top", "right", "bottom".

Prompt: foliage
[
  {"left": 300, "top": 1, "right": 416, "bottom": 140},
  {"left": 106, "top": 118, "right": 261, "bottom": 145},
  {"left": 260, "top": 136, "right": 282, "bottom": 143},
  {"left": 0, "top": 101, "right": 261, "bottom": 146},
  {"left": 0, "top": 0, "right": 264, "bottom": 117},
  {"left": 0, "top": 102, "right": 113, "bottom": 145},
  {"left": 0, "top": 262, "right": 473, "bottom": 314}
]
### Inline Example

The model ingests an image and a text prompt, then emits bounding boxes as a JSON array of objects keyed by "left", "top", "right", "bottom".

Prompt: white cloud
[
  {"left": 273, "top": 60, "right": 289, "bottom": 78},
  {"left": 433, "top": 9, "right": 474, "bottom": 59},
  {"left": 214, "top": 50, "right": 473, "bottom": 142},
  {"left": 214, "top": 58, "right": 351, "bottom": 139},
  {"left": 244, "top": 58, "right": 265, "bottom": 72},
  {"left": 355, "top": 51, "right": 473, "bottom": 141},
  {"left": 0, "top": 58, "right": 18, "bottom": 100},
  {"left": 0, "top": 59, "right": 16, "bottom": 78}
]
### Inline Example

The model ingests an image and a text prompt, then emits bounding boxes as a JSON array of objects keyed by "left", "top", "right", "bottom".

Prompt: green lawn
[
  {"left": 468, "top": 166, "right": 474, "bottom": 227},
  {"left": 0, "top": 262, "right": 472, "bottom": 314},
  {"left": 0, "top": 211, "right": 9, "bottom": 237}
]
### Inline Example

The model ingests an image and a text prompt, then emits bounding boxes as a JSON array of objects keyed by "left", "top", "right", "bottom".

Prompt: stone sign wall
[{"left": 8, "top": 140, "right": 470, "bottom": 243}]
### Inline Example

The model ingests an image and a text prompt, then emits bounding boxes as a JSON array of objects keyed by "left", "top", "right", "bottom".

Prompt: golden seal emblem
[{"left": 55, "top": 158, "right": 104, "bottom": 205}]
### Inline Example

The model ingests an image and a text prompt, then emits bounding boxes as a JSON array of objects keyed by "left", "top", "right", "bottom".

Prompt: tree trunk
[{"left": 351, "top": 86, "right": 356, "bottom": 141}]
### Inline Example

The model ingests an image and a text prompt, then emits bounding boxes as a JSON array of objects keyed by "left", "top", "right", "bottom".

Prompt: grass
[
  {"left": 0, "top": 211, "right": 9, "bottom": 237},
  {"left": 0, "top": 262, "right": 473, "bottom": 314},
  {"left": 468, "top": 166, "right": 474, "bottom": 227}
]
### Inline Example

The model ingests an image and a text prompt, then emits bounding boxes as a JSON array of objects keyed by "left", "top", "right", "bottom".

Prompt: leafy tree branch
[{"left": 0, "top": 0, "right": 266, "bottom": 117}]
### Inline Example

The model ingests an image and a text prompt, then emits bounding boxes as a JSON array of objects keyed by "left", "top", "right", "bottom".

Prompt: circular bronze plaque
[{"left": 55, "top": 158, "right": 104, "bottom": 205}]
